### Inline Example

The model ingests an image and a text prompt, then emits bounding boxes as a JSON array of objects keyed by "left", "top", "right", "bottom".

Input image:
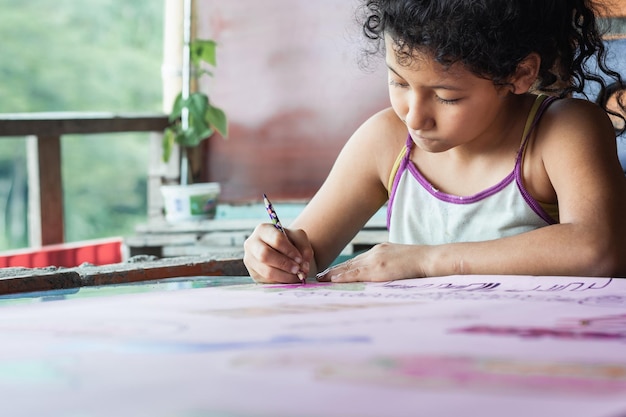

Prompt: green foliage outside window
[{"left": 0, "top": 0, "right": 163, "bottom": 249}]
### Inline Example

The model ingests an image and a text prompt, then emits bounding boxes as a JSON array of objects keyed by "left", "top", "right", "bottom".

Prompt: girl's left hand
[{"left": 316, "top": 242, "right": 427, "bottom": 282}]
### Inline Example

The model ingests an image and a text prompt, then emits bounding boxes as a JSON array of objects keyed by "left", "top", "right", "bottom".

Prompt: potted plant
[
  {"left": 160, "top": 1, "right": 228, "bottom": 223},
  {"left": 162, "top": 39, "right": 228, "bottom": 166}
]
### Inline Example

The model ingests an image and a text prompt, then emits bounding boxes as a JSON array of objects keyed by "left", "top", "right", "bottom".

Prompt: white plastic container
[{"left": 160, "top": 182, "right": 221, "bottom": 223}]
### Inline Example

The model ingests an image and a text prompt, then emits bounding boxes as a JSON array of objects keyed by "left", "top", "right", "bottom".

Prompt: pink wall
[{"left": 196, "top": 0, "right": 389, "bottom": 202}]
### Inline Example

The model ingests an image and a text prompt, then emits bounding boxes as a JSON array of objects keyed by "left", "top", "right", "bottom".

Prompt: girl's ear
[{"left": 509, "top": 53, "right": 541, "bottom": 94}]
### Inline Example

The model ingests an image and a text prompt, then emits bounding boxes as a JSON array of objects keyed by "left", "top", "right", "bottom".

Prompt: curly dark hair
[{"left": 358, "top": 0, "right": 625, "bottom": 129}]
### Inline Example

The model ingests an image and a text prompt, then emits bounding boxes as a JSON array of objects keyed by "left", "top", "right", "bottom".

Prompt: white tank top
[{"left": 387, "top": 94, "right": 558, "bottom": 245}]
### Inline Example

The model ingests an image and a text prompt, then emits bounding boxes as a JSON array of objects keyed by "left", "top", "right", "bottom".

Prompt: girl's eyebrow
[
  {"left": 386, "top": 62, "right": 466, "bottom": 91},
  {"left": 386, "top": 62, "right": 403, "bottom": 77}
]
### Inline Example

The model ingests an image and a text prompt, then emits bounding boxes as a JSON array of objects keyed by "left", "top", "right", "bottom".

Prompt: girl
[{"left": 244, "top": 0, "right": 626, "bottom": 283}]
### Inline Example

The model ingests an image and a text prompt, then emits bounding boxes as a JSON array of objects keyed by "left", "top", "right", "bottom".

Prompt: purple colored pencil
[{"left": 263, "top": 193, "right": 287, "bottom": 236}]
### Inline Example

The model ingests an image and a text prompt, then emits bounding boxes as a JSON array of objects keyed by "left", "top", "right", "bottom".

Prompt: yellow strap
[
  {"left": 521, "top": 94, "right": 548, "bottom": 144},
  {"left": 521, "top": 94, "right": 559, "bottom": 222},
  {"left": 387, "top": 145, "right": 408, "bottom": 196}
]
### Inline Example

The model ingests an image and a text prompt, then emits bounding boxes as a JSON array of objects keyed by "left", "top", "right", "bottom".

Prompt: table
[
  {"left": 126, "top": 203, "right": 389, "bottom": 258},
  {"left": 1, "top": 274, "right": 625, "bottom": 417}
]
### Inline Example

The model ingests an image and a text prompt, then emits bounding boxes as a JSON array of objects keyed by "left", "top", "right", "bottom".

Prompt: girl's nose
[{"left": 404, "top": 99, "right": 434, "bottom": 131}]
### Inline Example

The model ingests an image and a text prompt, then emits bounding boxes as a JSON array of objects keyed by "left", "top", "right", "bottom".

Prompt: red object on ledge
[{"left": 0, "top": 237, "right": 123, "bottom": 268}]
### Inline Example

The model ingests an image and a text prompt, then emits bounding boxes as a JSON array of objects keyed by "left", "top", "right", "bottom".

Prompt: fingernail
[
  {"left": 315, "top": 268, "right": 330, "bottom": 279},
  {"left": 294, "top": 256, "right": 302, "bottom": 264},
  {"left": 302, "top": 261, "right": 310, "bottom": 272},
  {"left": 330, "top": 273, "right": 342, "bottom": 282},
  {"left": 291, "top": 265, "right": 300, "bottom": 274}
]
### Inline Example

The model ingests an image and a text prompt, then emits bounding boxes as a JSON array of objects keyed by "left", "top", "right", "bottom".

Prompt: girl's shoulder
[
  {"left": 522, "top": 95, "right": 623, "bottom": 217},
  {"left": 348, "top": 107, "right": 408, "bottom": 186},
  {"left": 540, "top": 97, "right": 613, "bottom": 138},
  {"left": 531, "top": 95, "right": 618, "bottom": 173},
  {"left": 361, "top": 106, "right": 407, "bottom": 136},
  {"left": 352, "top": 106, "right": 408, "bottom": 154}
]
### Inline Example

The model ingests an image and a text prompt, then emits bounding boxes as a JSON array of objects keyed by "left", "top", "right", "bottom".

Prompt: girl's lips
[{"left": 410, "top": 131, "right": 435, "bottom": 143}]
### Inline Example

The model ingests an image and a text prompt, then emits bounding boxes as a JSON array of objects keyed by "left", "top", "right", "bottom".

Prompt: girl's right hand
[{"left": 243, "top": 223, "right": 313, "bottom": 284}]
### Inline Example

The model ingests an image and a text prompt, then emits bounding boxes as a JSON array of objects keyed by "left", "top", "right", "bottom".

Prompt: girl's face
[{"left": 385, "top": 36, "right": 511, "bottom": 153}]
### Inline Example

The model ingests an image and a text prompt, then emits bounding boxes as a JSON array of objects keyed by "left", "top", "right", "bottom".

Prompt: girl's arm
[
  {"left": 243, "top": 108, "right": 405, "bottom": 283},
  {"left": 321, "top": 99, "right": 626, "bottom": 282}
]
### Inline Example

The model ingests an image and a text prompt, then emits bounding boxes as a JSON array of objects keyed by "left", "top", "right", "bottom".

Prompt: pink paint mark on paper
[{"left": 268, "top": 282, "right": 334, "bottom": 289}]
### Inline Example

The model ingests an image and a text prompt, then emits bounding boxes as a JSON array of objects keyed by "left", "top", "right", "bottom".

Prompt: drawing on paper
[
  {"left": 224, "top": 281, "right": 367, "bottom": 293},
  {"left": 452, "top": 313, "right": 626, "bottom": 342},
  {"left": 233, "top": 353, "right": 626, "bottom": 396},
  {"left": 59, "top": 334, "right": 371, "bottom": 355},
  {"left": 191, "top": 301, "right": 418, "bottom": 319}
]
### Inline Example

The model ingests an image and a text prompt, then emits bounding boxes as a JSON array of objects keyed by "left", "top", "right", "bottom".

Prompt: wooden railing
[{"left": 0, "top": 113, "right": 169, "bottom": 247}]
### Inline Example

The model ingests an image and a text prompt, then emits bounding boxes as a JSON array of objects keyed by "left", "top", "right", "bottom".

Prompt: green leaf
[
  {"left": 169, "top": 93, "right": 184, "bottom": 122},
  {"left": 162, "top": 127, "right": 176, "bottom": 162},
  {"left": 179, "top": 126, "right": 213, "bottom": 147},
  {"left": 191, "top": 39, "right": 217, "bottom": 67},
  {"left": 185, "top": 93, "right": 209, "bottom": 137},
  {"left": 205, "top": 104, "right": 228, "bottom": 137},
  {"left": 185, "top": 92, "right": 208, "bottom": 118}
]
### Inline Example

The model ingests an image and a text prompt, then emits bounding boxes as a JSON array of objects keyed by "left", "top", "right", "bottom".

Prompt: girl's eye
[
  {"left": 389, "top": 79, "right": 409, "bottom": 88},
  {"left": 436, "top": 96, "right": 460, "bottom": 105}
]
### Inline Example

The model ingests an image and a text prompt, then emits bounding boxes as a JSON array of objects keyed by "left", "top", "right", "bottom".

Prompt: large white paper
[{"left": 0, "top": 275, "right": 625, "bottom": 417}]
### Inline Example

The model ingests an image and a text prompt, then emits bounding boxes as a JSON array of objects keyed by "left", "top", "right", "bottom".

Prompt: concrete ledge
[{"left": 0, "top": 254, "right": 247, "bottom": 296}]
